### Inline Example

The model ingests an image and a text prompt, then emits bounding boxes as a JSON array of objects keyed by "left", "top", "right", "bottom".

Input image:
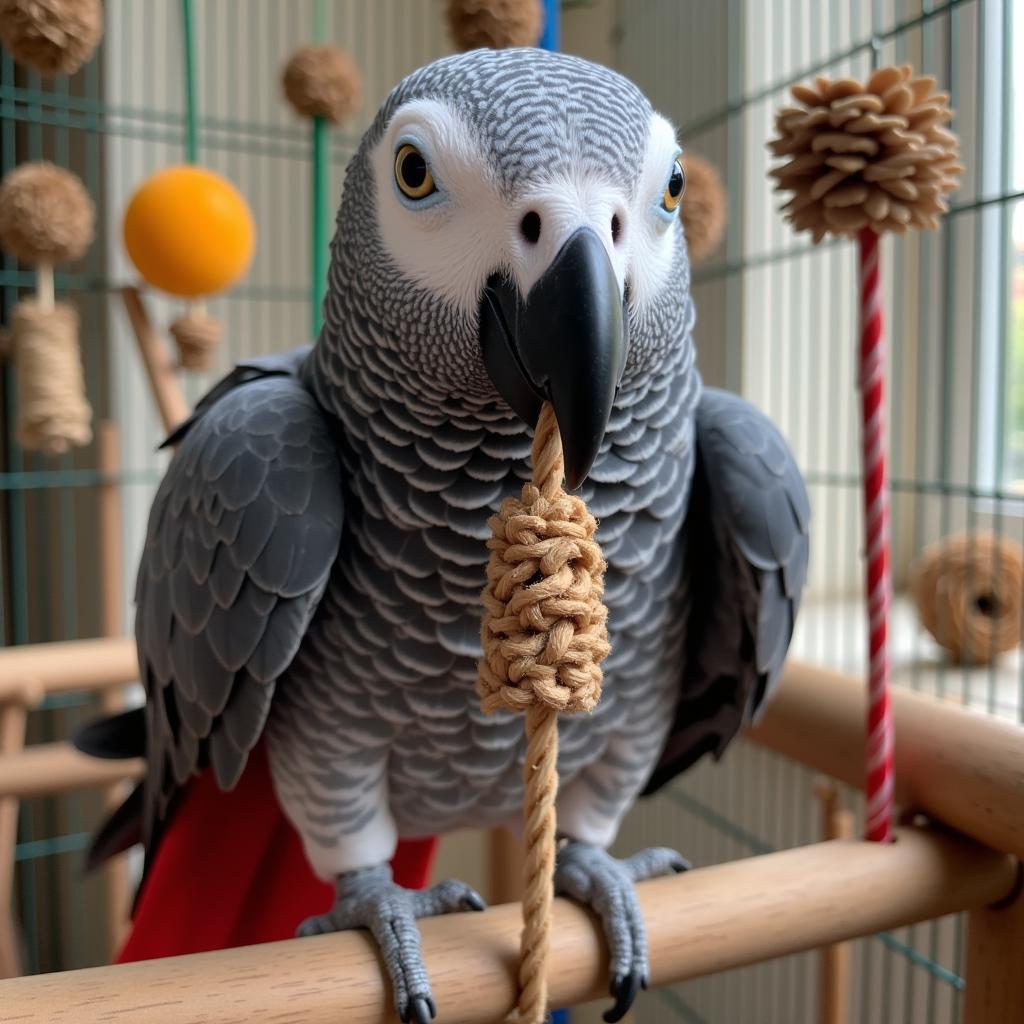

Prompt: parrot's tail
[
  {"left": 75, "top": 705, "right": 146, "bottom": 760},
  {"left": 75, "top": 707, "right": 149, "bottom": 870},
  {"left": 74, "top": 712, "right": 439, "bottom": 960}
]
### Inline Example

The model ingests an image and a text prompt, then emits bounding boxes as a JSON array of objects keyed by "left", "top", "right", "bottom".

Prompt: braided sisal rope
[{"left": 478, "top": 402, "right": 610, "bottom": 1024}]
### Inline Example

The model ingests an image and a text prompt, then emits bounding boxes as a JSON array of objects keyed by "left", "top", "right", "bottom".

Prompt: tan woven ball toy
[
  {"left": 282, "top": 45, "right": 362, "bottom": 125},
  {"left": 769, "top": 65, "right": 962, "bottom": 242},
  {"left": 447, "top": 0, "right": 543, "bottom": 51},
  {"left": 0, "top": 161, "right": 94, "bottom": 266},
  {"left": 679, "top": 153, "right": 727, "bottom": 265},
  {"left": 911, "top": 532, "right": 1023, "bottom": 665},
  {"left": 0, "top": 0, "right": 103, "bottom": 76}
]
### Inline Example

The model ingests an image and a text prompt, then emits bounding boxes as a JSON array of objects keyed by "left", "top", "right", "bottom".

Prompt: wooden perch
[
  {"left": 747, "top": 660, "right": 1024, "bottom": 861},
  {"left": 0, "top": 642, "right": 1020, "bottom": 849},
  {"left": 0, "top": 742, "right": 143, "bottom": 800},
  {"left": 0, "top": 825, "right": 1015, "bottom": 1024},
  {"left": 0, "top": 636, "right": 137, "bottom": 707},
  {"left": 120, "top": 286, "right": 189, "bottom": 433}
]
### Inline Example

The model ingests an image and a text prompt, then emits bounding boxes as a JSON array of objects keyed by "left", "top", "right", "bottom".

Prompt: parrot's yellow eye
[
  {"left": 394, "top": 144, "right": 436, "bottom": 200},
  {"left": 662, "top": 158, "right": 685, "bottom": 212}
]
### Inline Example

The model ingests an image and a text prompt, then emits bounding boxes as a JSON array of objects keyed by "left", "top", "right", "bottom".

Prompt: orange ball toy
[{"left": 123, "top": 166, "right": 255, "bottom": 298}]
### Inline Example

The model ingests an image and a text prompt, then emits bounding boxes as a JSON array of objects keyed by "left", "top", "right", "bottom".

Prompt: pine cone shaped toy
[{"left": 769, "top": 65, "right": 962, "bottom": 241}]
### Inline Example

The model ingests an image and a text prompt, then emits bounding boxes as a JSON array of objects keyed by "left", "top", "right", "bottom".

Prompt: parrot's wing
[
  {"left": 136, "top": 362, "right": 344, "bottom": 851},
  {"left": 643, "top": 387, "right": 810, "bottom": 794}
]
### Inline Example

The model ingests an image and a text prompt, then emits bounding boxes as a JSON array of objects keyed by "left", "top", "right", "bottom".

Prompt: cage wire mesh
[{"left": 0, "top": 0, "right": 1021, "bottom": 1020}]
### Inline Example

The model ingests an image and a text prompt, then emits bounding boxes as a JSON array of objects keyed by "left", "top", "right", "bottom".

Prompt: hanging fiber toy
[
  {"left": 911, "top": 532, "right": 1023, "bottom": 666},
  {"left": 447, "top": 0, "right": 544, "bottom": 51},
  {"left": 678, "top": 153, "right": 727, "bottom": 266},
  {"left": 0, "top": 0, "right": 103, "bottom": 76},
  {"left": 282, "top": 45, "right": 362, "bottom": 125},
  {"left": 0, "top": 161, "right": 94, "bottom": 454},
  {"left": 478, "top": 402, "right": 610, "bottom": 1024},
  {"left": 123, "top": 166, "right": 255, "bottom": 371},
  {"left": 769, "top": 65, "right": 962, "bottom": 843}
]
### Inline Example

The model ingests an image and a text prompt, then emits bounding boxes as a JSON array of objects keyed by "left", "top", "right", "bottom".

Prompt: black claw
[
  {"left": 604, "top": 971, "right": 642, "bottom": 1023},
  {"left": 462, "top": 891, "right": 486, "bottom": 912},
  {"left": 403, "top": 995, "right": 436, "bottom": 1024}
]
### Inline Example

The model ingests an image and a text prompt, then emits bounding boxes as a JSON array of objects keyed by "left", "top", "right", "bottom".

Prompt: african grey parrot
[{"left": 83, "top": 48, "right": 809, "bottom": 1023}]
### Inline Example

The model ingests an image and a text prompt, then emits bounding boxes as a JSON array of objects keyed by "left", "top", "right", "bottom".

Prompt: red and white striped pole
[{"left": 857, "top": 226, "right": 894, "bottom": 844}]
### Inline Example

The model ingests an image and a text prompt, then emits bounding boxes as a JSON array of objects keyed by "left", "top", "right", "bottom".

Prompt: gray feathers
[
  {"left": 642, "top": 388, "right": 810, "bottom": 795},
  {"left": 119, "top": 49, "right": 809, "bottom": 876},
  {"left": 136, "top": 371, "right": 344, "bottom": 831}
]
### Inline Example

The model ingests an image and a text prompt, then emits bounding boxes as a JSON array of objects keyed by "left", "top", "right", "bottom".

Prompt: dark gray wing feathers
[
  {"left": 136, "top": 369, "right": 344, "bottom": 842},
  {"left": 643, "top": 387, "right": 809, "bottom": 794}
]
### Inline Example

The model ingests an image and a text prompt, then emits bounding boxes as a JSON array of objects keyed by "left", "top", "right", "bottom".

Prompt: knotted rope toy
[
  {"left": 769, "top": 65, "right": 961, "bottom": 843},
  {"left": 478, "top": 403, "right": 610, "bottom": 1024}
]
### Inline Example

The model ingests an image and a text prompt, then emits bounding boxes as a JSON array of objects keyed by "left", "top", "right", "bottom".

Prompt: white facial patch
[
  {"left": 372, "top": 99, "right": 508, "bottom": 317},
  {"left": 371, "top": 100, "right": 683, "bottom": 318},
  {"left": 624, "top": 113, "right": 685, "bottom": 311}
]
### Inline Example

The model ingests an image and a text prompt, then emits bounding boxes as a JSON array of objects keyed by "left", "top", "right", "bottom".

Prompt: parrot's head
[{"left": 321, "top": 48, "right": 693, "bottom": 489}]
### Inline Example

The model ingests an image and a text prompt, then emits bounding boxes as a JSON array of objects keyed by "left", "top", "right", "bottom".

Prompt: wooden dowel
[
  {"left": 0, "top": 637, "right": 137, "bottom": 705},
  {"left": 0, "top": 743, "right": 143, "bottom": 800},
  {"left": 120, "top": 286, "right": 189, "bottom": 433},
  {"left": 96, "top": 420, "right": 131, "bottom": 958},
  {"left": 0, "top": 826, "right": 1012, "bottom": 1024},
  {"left": 0, "top": 701, "right": 28, "bottom": 979},
  {"left": 962, "top": 880, "right": 1024, "bottom": 1024},
  {"left": 749, "top": 660, "right": 1024, "bottom": 860},
  {"left": 487, "top": 826, "right": 523, "bottom": 907},
  {"left": 815, "top": 780, "right": 853, "bottom": 1024}
]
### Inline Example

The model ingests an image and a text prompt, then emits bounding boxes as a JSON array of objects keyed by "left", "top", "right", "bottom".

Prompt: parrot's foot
[
  {"left": 297, "top": 864, "right": 486, "bottom": 1024},
  {"left": 554, "top": 842, "right": 690, "bottom": 1023}
]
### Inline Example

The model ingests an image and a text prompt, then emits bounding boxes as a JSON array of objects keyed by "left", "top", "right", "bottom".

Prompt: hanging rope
[{"left": 478, "top": 402, "right": 610, "bottom": 1024}]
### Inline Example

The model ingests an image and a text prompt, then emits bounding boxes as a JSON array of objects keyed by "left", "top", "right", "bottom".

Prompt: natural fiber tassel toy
[
  {"left": 0, "top": 162, "right": 95, "bottom": 454},
  {"left": 769, "top": 65, "right": 962, "bottom": 842}
]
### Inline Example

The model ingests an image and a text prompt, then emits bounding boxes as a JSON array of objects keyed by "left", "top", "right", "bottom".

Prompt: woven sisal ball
[
  {"left": 0, "top": 0, "right": 102, "bottom": 76},
  {"left": 911, "top": 532, "right": 1023, "bottom": 665},
  {"left": 282, "top": 45, "right": 362, "bottom": 125},
  {"left": 679, "top": 153, "right": 727, "bottom": 265},
  {"left": 447, "top": 0, "right": 543, "bottom": 51},
  {"left": 0, "top": 162, "right": 94, "bottom": 265},
  {"left": 769, "top": 65, "right": 962, "bottom": 242}
]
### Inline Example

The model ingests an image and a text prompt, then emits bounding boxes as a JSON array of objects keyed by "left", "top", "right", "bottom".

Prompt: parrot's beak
[{"left": 479, "top": 226, "right": 628, "bottom": 490}]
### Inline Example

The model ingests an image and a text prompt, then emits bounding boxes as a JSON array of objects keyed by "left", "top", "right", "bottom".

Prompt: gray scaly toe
[
  {"left": 554, "top": 841, "right": 690, "bottom": 1023},
  {"left": 298, "top": 864, "right": 486, "bottom": 1023}
]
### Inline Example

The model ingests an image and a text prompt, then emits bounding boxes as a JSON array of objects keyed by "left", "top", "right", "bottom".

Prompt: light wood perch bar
[
  {"left": 0, "top": 742, "right": 143, "bottom": 800},
  {"left": 0, "top": 636, "right": 137, "bottom": 706},
  {"left": 0, "top": 825, "right": 1014, "bottom": 1024},
  {"left": 747, "top": 660, "right": 1024, "bottom": 860}
]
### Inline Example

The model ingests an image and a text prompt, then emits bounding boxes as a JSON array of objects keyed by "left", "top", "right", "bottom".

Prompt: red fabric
[{"left": 117, "top": 740, "right": 437, "bottom": 962}]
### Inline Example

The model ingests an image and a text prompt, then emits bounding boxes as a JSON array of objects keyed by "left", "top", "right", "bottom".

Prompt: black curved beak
[{"left": 479, "top": 227, "right": 628, "bottom": 490}]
